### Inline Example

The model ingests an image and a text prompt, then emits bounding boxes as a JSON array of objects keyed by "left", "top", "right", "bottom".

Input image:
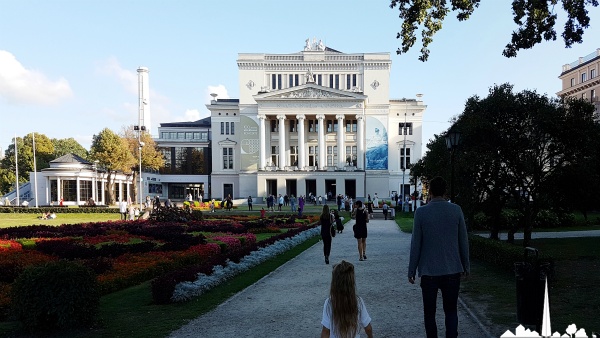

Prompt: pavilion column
[
  {"left": 76, "top": 177, "right": 81, "bottom": 205},
  {"left": 296, "top": 114, "right": 306, "bottom": 170},
  {"left": 357, "top": 113, "right": 365, "bottom": 170},
  {"left": 336, "top": 114, "right": 345, "bottom": 168},
  {"left": 56, "top": 177, "right": 61, "bottom": 203},
  {"left": 258, "top": 114, "right": 267, "bottom": 169},
  {"left": 277, "top": 114, "right": 286, "bottom": 170},
  {"left": 317, "top": 114, "right": 326, "bottom": 170}
]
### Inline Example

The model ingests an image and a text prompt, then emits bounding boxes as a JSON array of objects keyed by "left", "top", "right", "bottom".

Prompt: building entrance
[{"left": 286, "top": 179, "right": 297, "bottom": 198}]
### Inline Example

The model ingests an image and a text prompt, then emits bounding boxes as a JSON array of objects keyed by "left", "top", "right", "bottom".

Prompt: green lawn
[{"left": 0, "top": 212, "right": 122, "bottom": 228}]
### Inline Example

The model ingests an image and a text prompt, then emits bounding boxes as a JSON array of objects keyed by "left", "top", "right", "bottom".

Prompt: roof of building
[
  {"left": 50, "top": 153, "right": 91, "bottom": 165},
  {"left": 160, "top": 117, "right": 212, "bottom": 128}
]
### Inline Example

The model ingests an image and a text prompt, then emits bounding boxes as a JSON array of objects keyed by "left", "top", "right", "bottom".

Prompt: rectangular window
[
  {"left": 185, "top": 132, "right": 193, "bottom": 140},
  {"left": 592, "top": 89, "right": 596, "bottom": 100},
  {"left": 308, "top": 146, "right": 318, "bottom": 166},
  {"left": 335, "top": 75, "right": 339, "bottom": 89},
  {"left": 271, "top": 74, "right": 277, "bottom": 90},
  {"left": 346, "top": 74, "right": 351, "bottom": 90},
  {"left": 223, "top": 147, "right": 233, "bottom": 169},
  {"left": 327, "top": 146, "right": 337, "bottom": 166},
  {"left": 591, "top": 69, "right": 597, "bottom": 79},
  {"left": 582, "top": 73, "right": 587, "bottom": 82},
  {"left": 270, "top": 120, "right": 278, "bottom": 132},
  {"left": 161, "top": 132, "right": 168, "bottom": 139},
  {"left": 277, "top": 74, "right": 282, "bottom": 89},
  {"left": 270, "top": 146, "right": 279, "bottom": 166},
  {"left": 231, "top": 122, "right": 235, "bottom": 135},
  {"left": 79, "top": 180, "right": 92, "bottom": 201},
  {"left": 290, "top": 146, "right": 298, "bottom": 166},
  {"left": 221, "top": 122, "right": 225, "bottom": 135},
  {"left": 400, "top": 148, "right": 411, "bottom": 169},
  {"left": 225, "top": 122, "right": 230, "bottom": 135},
  {"left": 399, "top": 122, "right": 413, "bottom": 135},
  {"left": 201, "top": 132, "right": 208, "bottom": 140},
  {"left": 177, "top": 132, "right": 184, "bottom": 139},
  {"left": 193, "top": 132, "right": 200, "bottom": 139},
  {"left": 316, "top": 74, "right": 322, "bottom": 86},
  {"left": 289, "top": 119, "right": 297, "bottom": 132},
  {"left": 327, "top": 120, "right": 333, "bottom": 133},
  {"left": 571, "top": 78, "right": 575, "bottom": 86},
  {"left": 308, "top": 120, "right": 315, "bottom": 133},
  {"left": 345, "top": 146, "right": 357, "bottom": 166},
  {"left": 346, "top": 120, "right": 357, "bottom": 132},
  {"left": 329, "top": 74, "right": 334, "bottom": 88},
  {"left": 352, "top": 74, "right": 357, "bottom": 87},
  {"left": 289, "top": 74, "right": 293, "bottom": 87}
]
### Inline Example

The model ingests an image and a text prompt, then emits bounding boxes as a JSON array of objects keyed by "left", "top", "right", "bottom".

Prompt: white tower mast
[{"left": 137, "top": 67, "right": 150, "bottom": 134}]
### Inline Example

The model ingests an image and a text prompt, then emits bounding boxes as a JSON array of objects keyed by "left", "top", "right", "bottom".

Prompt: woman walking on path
[
  {"left": 353, "top": 201, "right": 369, "bottom": 261},
  {"left": 320, "top": 204, "right": 334, "bottom": 265},
  {"left": 320, "top": 260, "right": 373, "bottom": 338}
]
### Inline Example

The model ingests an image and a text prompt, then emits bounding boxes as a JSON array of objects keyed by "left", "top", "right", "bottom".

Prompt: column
[
  {"left": 76, "top": 177, "right": 81, "bottom": 205},
  {"left": 357, "top": 113, "right": 365, "bottom": 170},
  {"left": 336, "top": 114, "right": 345, "bottom": 168},
  {"left": 56, "top": 177, "right": 61, "bottom": 203},
  {"left": 258, "top": 115, "right": 267, "bottom": 169},
  {"left": 296, "top": 114, "right": 306, "bottom": 170},
  {"left": 317, "top": 114, "right": 326, "bottom": 170},
  {"left": 277, "top": 114, "right": 286, "bottom": 170}
]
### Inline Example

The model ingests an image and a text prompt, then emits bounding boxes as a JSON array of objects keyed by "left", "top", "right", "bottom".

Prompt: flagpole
[
  {"left": 32, "top": 132, "right": 38, "bottom": 208},
  {"left": 14, "top": 134, "right": 19, "bottom": 206}
]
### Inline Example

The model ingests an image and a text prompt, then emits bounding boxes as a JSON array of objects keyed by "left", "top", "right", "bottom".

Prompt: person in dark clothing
[
  {"left": 247, "top": 196, "right": 253, "bottom": 211},
  {"left": 320, "top": 204, "right": 334, "bottom": 265},
  {"left": 353, "top": 200, "right": 369, "bottom": 261}
]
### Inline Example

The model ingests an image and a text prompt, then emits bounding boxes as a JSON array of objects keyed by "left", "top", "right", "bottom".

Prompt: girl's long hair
[
  {"left": 329, "top": 260, "right": 359, "bottom": 338},
  {"left": 320, "top": 204, "right": 331, "bottom": 222}
]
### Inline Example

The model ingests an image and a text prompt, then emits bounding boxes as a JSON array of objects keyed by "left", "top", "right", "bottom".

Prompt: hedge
[{"left": 0, "top": 206, "right": 119, "bottom": 214}]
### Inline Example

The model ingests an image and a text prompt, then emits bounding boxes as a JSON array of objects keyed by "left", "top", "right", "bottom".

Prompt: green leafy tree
[
  {"left": 51, "top": 138, "right": 89, "bottom": 159},
  {"left": 0, "top": 134, "right": 54, "bottom": 195},
  {"left": 451, "top": 84, "right": 597, "bottom": 245},
  {"left": 89, "top": 128, "right": 135, "bottom": 205},
  {"left": 121, "top": 126, "right": 165, "bottom": 204},
  {"left": 389, "top": 0, "right": 598, "bottom": 61}
]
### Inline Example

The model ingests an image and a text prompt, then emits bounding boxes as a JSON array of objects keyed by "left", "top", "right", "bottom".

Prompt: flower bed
[{"left": 0, "top": 214, "right": 318, "bottom": 319}]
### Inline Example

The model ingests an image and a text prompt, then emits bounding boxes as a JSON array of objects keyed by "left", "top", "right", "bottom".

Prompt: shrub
[{"left": 11, "top": 260, "right": 100, "bottom": 333}]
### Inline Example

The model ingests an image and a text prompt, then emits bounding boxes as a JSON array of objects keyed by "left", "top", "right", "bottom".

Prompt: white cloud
[
  {"left": 184, "top": 109, "right": 201, "bottom": 121},
  {"left": 206, "top": 85, "right": 230, "bottom": 103},
  {"left": 0, "top": 50, "right": 73, "bottom": 105},
  {"left": 96, "top": 57, "right": 138, "bottom": 94}
]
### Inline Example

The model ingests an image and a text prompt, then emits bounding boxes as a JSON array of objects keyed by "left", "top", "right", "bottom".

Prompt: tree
[
  {"left": 0, "top": 134, "right": 55, "bottom": 195},
  {"left": 89, "top": 128, "right": 135, "bottom": 205},
  {"left": 52, "top": 138, "right": 89, "bottom": 159},
  {"left": 121, "top": 126, "right": 165, "bottom": 204},
  {"left": 450, "top": 84, "right": 597, "bottom": 246},
  {"left": 389, "top": 0, "right": 598, "bottom": 61}
]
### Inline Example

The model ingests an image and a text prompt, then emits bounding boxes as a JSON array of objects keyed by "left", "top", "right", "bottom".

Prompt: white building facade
[{"left": 208, "top": 40, "right": 426, "bottom": 202}]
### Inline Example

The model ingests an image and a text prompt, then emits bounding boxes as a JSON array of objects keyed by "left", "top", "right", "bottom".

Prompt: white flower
[{"left": 171, "top": 227, "right": 321, "bottom": 302}]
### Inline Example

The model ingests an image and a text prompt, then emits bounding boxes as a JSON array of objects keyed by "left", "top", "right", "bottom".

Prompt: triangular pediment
[{"left": 254, "top": 84, "right": 366, "bottom": 101}]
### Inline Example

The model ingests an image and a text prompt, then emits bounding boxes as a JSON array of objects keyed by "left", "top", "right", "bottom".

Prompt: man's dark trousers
[{"left": 420, "top": 273, "right": 461, "bottom": 338}]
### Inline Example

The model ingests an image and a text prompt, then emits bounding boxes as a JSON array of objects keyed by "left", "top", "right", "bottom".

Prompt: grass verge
[
  {"left": 0, "top": 234, "right": 321, "bottom": 338},
  {"left": 0, "top": 213, "right": 122, "bottom": 228},
  {"left": 461, "top": 237, "right": 600, "bottom": 336}
]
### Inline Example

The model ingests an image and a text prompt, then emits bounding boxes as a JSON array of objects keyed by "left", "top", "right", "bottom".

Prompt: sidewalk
[
  {"left": 169, "top": 219, "right": 490, "bottom": 338},
  {"left": 476, "top": 230, "right": 600, "bottom": 240}
]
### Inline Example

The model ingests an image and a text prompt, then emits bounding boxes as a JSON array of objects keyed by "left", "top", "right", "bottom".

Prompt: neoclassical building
[
  {"left": 557, "top": 48, "right": 600, "bottom": 116},
  {"left": 207, "top": 39, "right": 426, "bottom": 201}
]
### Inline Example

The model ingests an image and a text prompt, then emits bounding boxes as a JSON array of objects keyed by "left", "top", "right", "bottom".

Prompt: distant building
[
  {"left": 152, "top": 117, "right": 212, "bottom": 201},
  {"left": 557, "top": 48, "right": 600, "bottom": 117},
  {"left": 204, "top": 39, "right": 426, "bottom": 201}
]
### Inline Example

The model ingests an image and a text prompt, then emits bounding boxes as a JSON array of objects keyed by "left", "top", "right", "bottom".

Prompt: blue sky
[{"left": 1, "top": 1, "right": 598, "bottom": 156}]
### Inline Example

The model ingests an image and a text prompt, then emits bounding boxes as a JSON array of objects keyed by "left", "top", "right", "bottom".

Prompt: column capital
[
  {"left": 336, "top": 114, "right": 345, "bottom": 120},
  {"left": 257, "top": 114, "right": 267, "bottom": 121},
  {"left": 296, "top": 114, "right": 306, "bottom": 120},
  {"left": 356, "top": 114, "right": 365, "bottom": 120},
  {"left": 277, "top": 114, "right": 287, "bottom": 120},
  {"left": 316, "top": 114, "right": 326, "bottom": 120}
]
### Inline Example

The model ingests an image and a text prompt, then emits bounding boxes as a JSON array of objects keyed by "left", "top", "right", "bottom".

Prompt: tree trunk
[{"left": 106, "top": 171, "right": 115, "bottom": 205}]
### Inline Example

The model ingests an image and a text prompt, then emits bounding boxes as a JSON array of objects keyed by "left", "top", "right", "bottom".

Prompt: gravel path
[{"left": 169, "top": 219, "right": 491, "bottom": 337}]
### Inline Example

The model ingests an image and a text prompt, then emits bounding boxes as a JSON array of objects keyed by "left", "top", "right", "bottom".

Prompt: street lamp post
[
  {"left": 445, "top": 127, "right": 461, "bottom": 203},
  {"left": 138, "top": 141, "right": 145, "bottom": 209},
  {"left": 93, "top": 160, "right": 99, "bottom": 203}
]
